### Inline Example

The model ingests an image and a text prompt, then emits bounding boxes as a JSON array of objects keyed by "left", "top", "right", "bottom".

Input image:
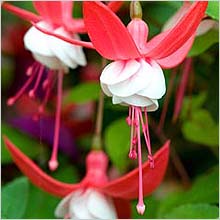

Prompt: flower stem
[{"left": 92, "top": 59, "right": 106, "bottom": 150}]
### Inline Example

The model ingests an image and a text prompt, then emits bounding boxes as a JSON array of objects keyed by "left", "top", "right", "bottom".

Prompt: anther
[
  {"left": 148, "top": 155, "right": 155, "bottom": 169},
  {"left": 126, "top": 116, "right": 132, "bottom": 126},
  {"left": 129, "top": 149, "right": 137, "bottom": 160}
]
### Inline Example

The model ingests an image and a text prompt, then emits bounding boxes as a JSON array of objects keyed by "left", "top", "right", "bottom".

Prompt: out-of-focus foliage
[
  {"left": 206, "top": 1, "right": 219, "bottom": 20},
  {"left": 105, "top": 118, "right": 130, "bottom": 173},
  {"left": 1, "top": 123, "right": 43, "bottom": 164},
  {"left": 188, "top": 29, "right": 219, "bottom": 57},
  {"left": 2, "top": 177, "right": 29, "bottom": 219},
  {"left": 64, "top": 82, "right": 100, "bottom": 104}
]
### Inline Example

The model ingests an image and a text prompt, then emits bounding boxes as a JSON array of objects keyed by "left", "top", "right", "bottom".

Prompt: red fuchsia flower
[
  {"left": 3, "top": 135, "right": 169, "bottom": 218},
  {"left": 2, "top": 1, "right": 88, "bottom": 171},
  {"left": 82, "top": 1, "right": 207, "bottom": 214},
  {"left": 2, "top": 1, "right": 124, "bottom": 172}
]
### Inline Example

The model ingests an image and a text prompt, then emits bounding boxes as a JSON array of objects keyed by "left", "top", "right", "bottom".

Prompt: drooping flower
[
  {"left": 83, "top": 1, "right": 207, "bottom": 214},
  {"left": 2, "top": 1, "right": 88, "bottom": 171},
  {"left": 2, "top": 1, "right": 124, "bottom": 172},
  {"left": 3, "top": 135, "right": 170, "bottom": 218}
]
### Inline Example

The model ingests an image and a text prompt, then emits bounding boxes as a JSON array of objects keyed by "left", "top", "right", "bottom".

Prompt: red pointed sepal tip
[
  {"left": 144, "top": 2, "right": 208, "bottom": 59},
  {"left": 101, "top": 140, "right": 170, "bottom": 199},
  {"left": 1, "top": 2, "right": 41, "bottom": 23},
  {"left": 2, "top": 135, "right": 80, "bottom": 197}
]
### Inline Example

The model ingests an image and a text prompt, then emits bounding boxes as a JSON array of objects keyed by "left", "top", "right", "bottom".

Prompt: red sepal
[
  {"left": 101, "top": 141, "right": 170, "bottom": 199},
  {"left": 33, "top": 1, "right": 72, "bottom": 26},
  {"left": 113, "top": 198, "right": 131, "bottom": 219},
  {"left": 144, "top": 2, "right": 208, "bottom": 59},
  {"left": 32, "top": 22, "right": 94, "bottom": 49},
  {"left": 83, "top": 1, "right": 140, "bottom": 60},
  {"left": 2, "top": 2, "right": 41, "bottom": 23},
  {"left": 3, "top": 136, "right": 80, "bottom": 198}
]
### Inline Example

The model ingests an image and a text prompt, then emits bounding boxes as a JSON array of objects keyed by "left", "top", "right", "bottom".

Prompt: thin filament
[
  {"left": 29, "top": 65, "right": 44, "bottom": 98},
  {"left": 7, "top": 70, "right": 37, "bottom": 106}
]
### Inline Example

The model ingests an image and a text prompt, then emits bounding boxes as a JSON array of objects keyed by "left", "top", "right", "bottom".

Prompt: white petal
[
  {"left": 55, "top": 192, "right": 74, "bottom": 218},
  {"left": 70, "top": 190, "right": 93, "bottom": 219},
  {"left": 137, "top": 61, "right": 166, "bottom": 99},
  {"left": 24, "top": 21, "right": 53, "bottom": 57},
  {"left": 100, "top": 60, "right": 140, "bottom": 85},
  {"left": 108, "top": 60, "right": 154, "bottom": 97},
  {"left": 113, "top": 94, "right": 159, "bottom": 111},
  {"left": 50, "top": 28, "right": 87, "bottom": 69},
  {"left": 33, "top": 54, "right": 68, "bottom": 72},
  {"left": 87, "top": 190, "right": 117, "bottom": 219},
  {"left": 100, "top": 83, "right": 113, "bottom": 97}
]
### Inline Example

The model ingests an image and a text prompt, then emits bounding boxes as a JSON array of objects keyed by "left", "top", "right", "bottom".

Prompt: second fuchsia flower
[
  {"left": 3, "top": 136, "right": 170, "bottom": 219},
  {"left": 83, "top": 1, "right": 207, "bottom": 214}
]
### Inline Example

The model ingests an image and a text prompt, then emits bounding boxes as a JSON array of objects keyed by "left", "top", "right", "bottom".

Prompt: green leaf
[
  {"left": 182, "top": 109, "right": 219, "bottom": 147},
  {"left": 64, "top": 82, "right": 100, "bottom": 104},
  {"left": 206, "top": 2, "right": 219, "bottom": 20},
  {"left": 1, "top": 123, "right": 43, "bottom": 164},
  {"left": 180, "top": 93, "right": 207, "bottom": 120},
  {"left": 158, "top": 167, "right": 219, "bottom": 217},
  {"left": 24, "top": 183, "right": 60, "bottom": 219},
  {"left": 188, "top": 29, "right": 219, "bottom": 57},
  {"left": 2, "top": 177, "right": 29, "bottom": 219},
  {"left": 105, "top": 118, "right": 130, "bottom": 172},
  {"left": 164, "top": 204, "right": 219, "bottom": 219}
]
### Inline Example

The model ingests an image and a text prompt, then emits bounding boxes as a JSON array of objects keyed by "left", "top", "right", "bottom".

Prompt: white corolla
[
  {"left": 100, "top": 58, "right": 166, "bottom": 111},
  {"left": 55, "top": 189, "right": 117, "bottom": 219},
  {"left": 24, "top": 21, "right": 87, "bottom": 72}
]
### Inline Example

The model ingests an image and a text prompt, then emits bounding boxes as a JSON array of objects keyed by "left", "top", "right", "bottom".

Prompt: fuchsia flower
[
  {"left": 2, "top": 1, "right": 124, "bottom": 172},
  {"left": 82, "top": 1, "right": 207, "bottom": 214},
  {"left": 2, "top": 1, "right": 88, "bottom": 171},
  {"left": 3, "top": 136, "right": 169, "bottom": 219}
]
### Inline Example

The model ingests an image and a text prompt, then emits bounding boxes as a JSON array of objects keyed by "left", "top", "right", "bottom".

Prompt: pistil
[{"left": 48, "top": 70, "right": 63, "bottom": 171}]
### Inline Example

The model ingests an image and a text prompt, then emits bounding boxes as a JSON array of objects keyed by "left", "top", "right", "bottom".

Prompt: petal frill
[
  {"left": 32, "top": 22, "right": 94, "bottom": 49},
  {"left": 137, "top": 60, "right": 166, "bottom": 98},
  {"left": 33, "top": 1, "right": 73, "bottom": 26},
  {"left": 3, "top": 136, "right": 80, "bottom": 197},
  {"left": 156, "top": 35, "right": 195, "bottom": 69},
  {"left": 108, "top": 60, "right": 154, "bottom": 97},
  {"left": 113, "top": 198, "right": 131, "bottom": 219},
  {"left": 113, "top": 95, "right": 158, "bottom": 111},
  {"left": 2, "top": 2, "right": 41, "bottom": 23},
  {"left": 87, "top": 190, "right": 117, "bottom": 219},
  {"left": 101, "top": 83, "right": 113, "bottom": 97},
  {"left": 144, "top": 2, "right": 208, "bottom": 59},
  {"left": 100, "top": 141, "right": 170, "bottom": 199},
  {"left": 100, "top": 60, "right": 140, "bottom": 85},
  {"left": 83, "top": 1, "right": 140, "bottom": 60}
]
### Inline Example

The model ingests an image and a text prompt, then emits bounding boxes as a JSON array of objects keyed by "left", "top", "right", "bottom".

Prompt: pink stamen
[
  {"left": 129, "top": 106, "right": 137, "bottom": 159},
  {"left": 29, "top": 65, "right": 44, "bottom": 98},
  {"left": 48, "top": 71, "right": 63, "bottom": 171},
  {"left": 140, "top": 107, "right": 154, "bottom": 168},
  {"left": 126, "top": 106, "right": 132, "bottom": 125},
  {"left": 135, "top": 106, "right": 145, "bottom": 215},
  {"left": 38, "top": 71, "right": 55, "bottom": 114},
  {"left": 26, "top": 62, "right": 38, "bottom": 76},
  {"left": 7, "top": 70, "right": 37, "bottom": 106},
  {"left": 42, "top": 70, "right": 54, "bottom": 90}
]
